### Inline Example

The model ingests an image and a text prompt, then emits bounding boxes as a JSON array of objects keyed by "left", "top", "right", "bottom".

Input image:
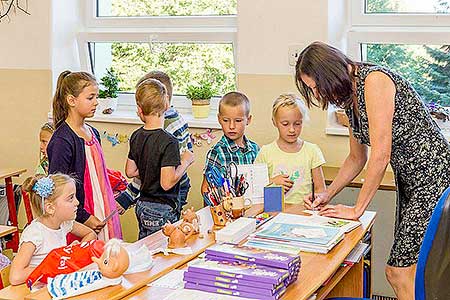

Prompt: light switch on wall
[{"left": 288, "top": 45, "right": 304, "bottom": 67}]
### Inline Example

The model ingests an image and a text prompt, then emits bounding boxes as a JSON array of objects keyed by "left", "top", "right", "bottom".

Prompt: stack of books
[
  {"left": 184, "top": 246, "right": 298, "bottom": 300},
  {"left": 205, "top": 243, "right": 300, "bottom": 285},
  {"left": 215, "top": 217, "right": 257, "bottom": 244},
  {"left": 246, "top": 212, "right": 360, "bottom": 254}
]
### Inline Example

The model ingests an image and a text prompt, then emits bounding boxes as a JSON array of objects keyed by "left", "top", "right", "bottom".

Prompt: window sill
[{"left": 85, "top": 107, "right": 221, "bottom": 129}]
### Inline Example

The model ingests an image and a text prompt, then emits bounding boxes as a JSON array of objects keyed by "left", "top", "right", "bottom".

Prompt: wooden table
[
  {"left": 0, "top": 168, "right": 27, "bottom": 251},
  {"left": 2, "top": 205, "right": 375, "bottom": 300},
  {"left": 0, "top": 225, "right": 17, "bottom": 239},
  {"left": 323, "top": 165, "right": 396, "bottom": 191},
  {"left": 123, "top": 205, "right": 376, "bottom": 300}
]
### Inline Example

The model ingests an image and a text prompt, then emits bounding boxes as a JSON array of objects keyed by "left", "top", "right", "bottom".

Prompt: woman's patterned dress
[{"left": 346, "top": 64, "right": 450, "bottom": 267}]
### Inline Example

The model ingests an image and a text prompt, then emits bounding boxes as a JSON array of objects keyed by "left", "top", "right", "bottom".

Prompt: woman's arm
[
  {"left": 9, "top": 242, "right": 36, "bottom": 285},
  {"left": 305, "top": 129, "right": 368, "bottom": 209},
  {"left": 321, "top": 71, "right": 395, "bottom": 219},
  {"left": 312, "top": 166, "right": 326, "bottom": 193},
  {"left": 71, "top": 221, "right": 97, "bottom": 242},
  {"left": 326, "top": 129, "right": 369, "bottom": 199}
]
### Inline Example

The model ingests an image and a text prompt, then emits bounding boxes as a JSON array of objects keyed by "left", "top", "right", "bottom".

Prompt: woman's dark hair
[{"left": 295, "top": 41, "right": 358, "bottom": 109}]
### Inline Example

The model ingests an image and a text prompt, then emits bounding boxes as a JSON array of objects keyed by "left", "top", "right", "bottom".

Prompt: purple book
[
  {"left": 187, "top": 258, "right": 289, "bottom": 285},
  {"left": 184, "top": 272, "right": 286, "bottom": 296},
  {"left": 185, "top": 281, "right": 286, "bottom": 300},
  {"left": 205, "top": 254, "right": 300, "bottom": 275},
  {"left": 205, "top": 243, "right": 301, "bottom": 269},
  {"left": 184, "top": 270, "right": 283, "bottom": 290}
]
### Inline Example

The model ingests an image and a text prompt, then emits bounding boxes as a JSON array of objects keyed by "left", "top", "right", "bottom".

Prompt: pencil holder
[
  {"left": 222, "top": 196, "right": 252, "bottom": 219},
  {"left": 209, "top": 203, "right": 231, "bottom": 226}
]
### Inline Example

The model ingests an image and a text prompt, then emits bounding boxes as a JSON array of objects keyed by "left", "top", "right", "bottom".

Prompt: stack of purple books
[
  {"left": 205, "top": 243, "right": 301, "bottom": 284},
  {"left": 183, "top": 244, "right": 301, "bottom": 299}
]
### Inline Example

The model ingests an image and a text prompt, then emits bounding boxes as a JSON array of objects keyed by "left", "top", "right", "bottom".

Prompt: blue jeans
[
  {"left": 177, "top": 177, "right": 191, "bottom": 218},
  {"left": 135, "top": 200, "right": 178, "bottom": 240}
]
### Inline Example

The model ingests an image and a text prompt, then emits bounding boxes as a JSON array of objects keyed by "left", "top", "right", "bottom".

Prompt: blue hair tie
[{"left": 32, "top": 177, "right": 55, "bottom": 213}]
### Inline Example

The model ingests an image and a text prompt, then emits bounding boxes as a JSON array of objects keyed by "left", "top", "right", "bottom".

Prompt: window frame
[
  {"left": 352, "top": 0, "right": 450, "bottom": 27},
  {"left": 326, "top": 0, "right": 450, "bottom": 138},
  {"left": 78, "top": 0, "right": 237, "bottom": 128}
]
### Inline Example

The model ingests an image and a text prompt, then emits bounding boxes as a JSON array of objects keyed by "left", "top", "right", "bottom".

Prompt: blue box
[{"left": 264, "top": 185, "right": 284, "bottom": 212}]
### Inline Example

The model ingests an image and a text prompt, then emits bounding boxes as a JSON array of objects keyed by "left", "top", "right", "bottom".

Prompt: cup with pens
[{"left": 203, "top": 163, "right": 252, "bottom": 224}]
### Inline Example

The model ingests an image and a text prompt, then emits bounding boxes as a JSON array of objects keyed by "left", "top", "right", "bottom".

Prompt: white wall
[
  {"left": 237, "top": 0, "right": 328, "bottom": 75},
  {"left": 0, "top": 0, "right": 51, "bottom": 69},
  {"left": 51, "top": 0, "right": 83, "bottom": 89}
]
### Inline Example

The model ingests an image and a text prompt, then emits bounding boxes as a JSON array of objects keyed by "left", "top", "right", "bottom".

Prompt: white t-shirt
[{"left": 19, "top": 219, "right": 74, "bottom": 267}]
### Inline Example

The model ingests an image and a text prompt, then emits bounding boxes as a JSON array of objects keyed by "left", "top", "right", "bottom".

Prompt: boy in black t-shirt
[{"left": 126, "top": 79, "right": 194, "bottom": 239}]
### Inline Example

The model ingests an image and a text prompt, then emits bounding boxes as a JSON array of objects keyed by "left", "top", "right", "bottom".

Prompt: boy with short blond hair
[
  {"left": 201, "top": 91, "right": 260, "bottom": 194},
  {"left": 116, "top": 71, "right": 193, "bottom": 218},
  {"left": 126, "top": 79, "right": 194, "bottom": 239}
]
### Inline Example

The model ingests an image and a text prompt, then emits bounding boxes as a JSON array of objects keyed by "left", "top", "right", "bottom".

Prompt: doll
[{"left": 47, "top": 239, "right": 129, "bottom": 299}]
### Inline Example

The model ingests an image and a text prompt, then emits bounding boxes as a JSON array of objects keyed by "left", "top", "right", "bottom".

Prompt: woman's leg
[{"left": 385, "top": 264, "right": 416, "bottom": 300}]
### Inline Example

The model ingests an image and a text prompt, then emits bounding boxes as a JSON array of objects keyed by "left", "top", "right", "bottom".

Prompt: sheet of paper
[
  {"left": 237, "top": 163, "right": 269, "bottom": 204},
  {"left": 149, "top": 269, "right": 185, "bottom": 289},
  {"left": 163, "top": 289, "right": 253, "bottom": 300}
]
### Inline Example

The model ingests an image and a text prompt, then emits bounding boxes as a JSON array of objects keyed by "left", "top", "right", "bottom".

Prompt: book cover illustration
[
  {"left": 267, "top": 212, "right": 360, "bottom": 233},
  {"left": 184, "top": 271, "right": 284, "bottom": 290},
  {"left": 256, "top": 222, "right": 341, "bottom": 246},
  {"left": 187, "top": 258, "right": 289, "bottom": 284},
  {"left": 205, "top": 243, "right": 300, "bottom": 269}
]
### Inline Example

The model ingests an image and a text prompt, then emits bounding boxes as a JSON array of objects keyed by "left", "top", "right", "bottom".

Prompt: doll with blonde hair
[
  {"left": 10, "top": 173, "right": 96, "bottom": 285},
  {"left": 255, "top": 93, "right": 326, "bottom": 204}
]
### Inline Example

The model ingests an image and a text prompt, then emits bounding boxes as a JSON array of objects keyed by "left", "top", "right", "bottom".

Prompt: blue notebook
[{"left": 264, "top": 185, "right": 284, "bottom": 212}]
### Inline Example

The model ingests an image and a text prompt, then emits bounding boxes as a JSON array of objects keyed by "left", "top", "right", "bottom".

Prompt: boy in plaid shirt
[
  {"left": 201, "top": 92, "right": 260, "bottom": 194},
  {"left": 117, "top": 71, "right": 193, "bottom": 218}
]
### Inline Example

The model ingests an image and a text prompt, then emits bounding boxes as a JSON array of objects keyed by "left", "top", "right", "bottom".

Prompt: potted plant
[
  {"left": 98, "top": 68, "right": 120, "bottom": 114},
  {"left": 186, "top": 80, "right": 215, "bottom": 119}
]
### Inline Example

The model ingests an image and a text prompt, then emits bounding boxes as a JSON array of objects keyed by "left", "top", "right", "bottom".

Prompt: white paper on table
[
  {"left": 236, "top": 163, "right": 269, "bottom": 204},
  {"left": 148, "top": 269, "right": 185, "bottom": 289},
  {"left": 163, "top": 289, "right": 254, "bottom": 300},
  {"left": 291, "top": 227, "right": 328, "bottom": 239}
]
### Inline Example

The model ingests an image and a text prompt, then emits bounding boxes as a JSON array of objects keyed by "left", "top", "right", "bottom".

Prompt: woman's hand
[
  {"left": 304, "top": 190, "right": 331, "bottom": 210},
  {"left": 84, "top": 215, "right": 106, "bottom": 234},
  {"left": 319, "top": 204, "right": 360, "bottom": 220},
  {"left": 271, "top": 175, "right": 294, "bottom": 193}
]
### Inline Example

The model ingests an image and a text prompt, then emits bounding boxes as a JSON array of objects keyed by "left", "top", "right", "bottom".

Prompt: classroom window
[
  {"left": 97, "top": 0, "right": 237, "bottom": 17},
  {"left": 362, "top": 43, "right": 450, "bottom": 107},
  {"left": 365, "top": 0, "right": 450, "bottom": 14},
  {"left": 79, "top": 0, "right": 237, "bottom": 126},
  {"left": 89, "top": 41, "right": 236, "bottom": 97},
  {"left": 327, "top": 0, "right": 450, "bottom": 136}
]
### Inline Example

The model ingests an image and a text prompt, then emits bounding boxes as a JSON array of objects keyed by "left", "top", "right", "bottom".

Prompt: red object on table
[{"left": 26, "top": 240, "right": 105, "bottom": 288}]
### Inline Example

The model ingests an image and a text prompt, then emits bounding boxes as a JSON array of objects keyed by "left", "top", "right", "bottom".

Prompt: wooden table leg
[{"left": 4, "top": 177, "right": 19, "bottom": 252}]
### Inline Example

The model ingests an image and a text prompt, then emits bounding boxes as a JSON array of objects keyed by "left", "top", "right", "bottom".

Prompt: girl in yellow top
[{"left": 255, "top": 94, "right": 326, "bottom": 204}]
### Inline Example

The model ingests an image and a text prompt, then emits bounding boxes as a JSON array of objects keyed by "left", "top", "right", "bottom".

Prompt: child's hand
[
  {"left": 84, "top": 215, "right": 106, "bottom": 234},
  {"left": 116, "top": 202, "right": 126, "bottom": 215},
  {"left": 271, "top": 175, "right": 294, "bottom": 192},
  {"left": 181, "top": 150, "right": 195, "bottom": 166}
]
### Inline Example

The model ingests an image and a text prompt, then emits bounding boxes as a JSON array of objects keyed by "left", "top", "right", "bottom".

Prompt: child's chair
[
  {"left": 327, "top": 186, "right": 450, "bottom": 300},
  {"left": 21, "top": 190, "right": 34, "bottom": 225}
]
